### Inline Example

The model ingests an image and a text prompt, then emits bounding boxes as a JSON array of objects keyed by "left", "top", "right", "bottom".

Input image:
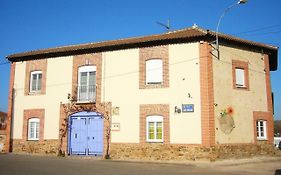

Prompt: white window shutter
[
  {"left": 235, "top": 68, "right": 245, "bottom": 87},
  {"left": 146, "top": 59, "right": 163, "bottom": 84}
]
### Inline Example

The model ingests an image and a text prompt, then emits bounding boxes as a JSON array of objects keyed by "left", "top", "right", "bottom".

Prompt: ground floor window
[
  {"left": 256, "top": 120, "right": 267, "bottom": 140},
  {"left": 28, "top": 118, "right": 40, "bottom": 141},
  {"left": 146, "top": 115, "right": 163, "bottom": 142}
]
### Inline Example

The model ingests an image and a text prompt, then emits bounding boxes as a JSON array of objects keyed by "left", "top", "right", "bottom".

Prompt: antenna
[{"left": 156, "top": 18, "right": 171, "bottom": 32}]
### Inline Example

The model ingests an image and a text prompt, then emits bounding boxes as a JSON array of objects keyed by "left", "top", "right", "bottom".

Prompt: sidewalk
[{"left": 106, "top": 155, "right": 281, "bottom": 168}]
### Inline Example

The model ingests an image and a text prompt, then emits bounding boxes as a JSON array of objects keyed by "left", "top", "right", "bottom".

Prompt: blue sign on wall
[{"left": 182, "top": 104, "right": 194, "bottom": 112}]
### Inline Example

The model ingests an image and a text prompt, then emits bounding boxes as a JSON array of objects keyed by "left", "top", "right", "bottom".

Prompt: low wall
[
  {"left": 0, "top": 130, "right": 6, "bottom": 153},
  {"left": 110, "top": 142, "right": 277, "bottom": 161},
  {"left": 12, "top": 139, "right": 59, "bottom": 155},
  {"left": 10, "top": 139, "right": 277, "bottom": 161}
]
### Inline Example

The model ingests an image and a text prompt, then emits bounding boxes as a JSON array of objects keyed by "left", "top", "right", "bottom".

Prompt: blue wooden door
[
  {"left": 88, "top": 117, "right": 103, "bottom": 155},
  {"left": 69, "top": 112, "right": 103, "bottom": 156},
  {"left": 69, "top": 117, "right": 87, "bottom": 155}
]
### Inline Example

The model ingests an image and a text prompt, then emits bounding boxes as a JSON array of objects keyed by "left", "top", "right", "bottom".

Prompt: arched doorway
[{"left": 68, "top": 111, "right": 103, "bottom": 156}]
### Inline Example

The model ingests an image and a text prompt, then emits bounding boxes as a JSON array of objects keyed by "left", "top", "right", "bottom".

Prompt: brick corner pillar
[
  {"left": 264, "top": 54, "right": 274, "bottom": 145},
  {"left": 199, "top": 42, "right": 215, "bottom": 147},
  {"left": 5, "top": 62, "right": 16, "bottom": 153}
]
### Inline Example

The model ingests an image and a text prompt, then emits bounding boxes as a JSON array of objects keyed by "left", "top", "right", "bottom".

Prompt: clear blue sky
[{"left": 0, "top": 0, "right": 280, "bottom": 119}]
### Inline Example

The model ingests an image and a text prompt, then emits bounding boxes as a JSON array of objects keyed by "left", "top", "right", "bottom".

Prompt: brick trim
[
  {"left": 22, "top": 109, "right": 45, "bottom": 141},
  {"left": 72, "top": 53, "right": 102, "bottom": 103},
  {"left": 262, "top": 54, "right": 274, "bottom": 144},
  {"left": 24, "top": 59, "right": 47, "bottom": 95},
  {"left": 5, "top": 63, "right": 16, "bottom": 152},
  {"left": 199, "top": 42, "right": 215, "bottom": 147},
  {"left": 232, "top": 60, "right": 249, "bottom": 90},
  {"left": 139, "top": 46, "right": 169, "bottom": 89},
  {"left": 253, "top": 111, "right": 273, "bottom": 144},
  {"left": 139, "top": 104, "right": 170, "bottom": 144},
  {"left": 264, "top": 54, "right": 273, "bottom": 114}
]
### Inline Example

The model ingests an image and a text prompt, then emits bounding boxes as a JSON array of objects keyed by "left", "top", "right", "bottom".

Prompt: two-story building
[{"left": 5, "top": 26, "right": 278, "bottom": 160}]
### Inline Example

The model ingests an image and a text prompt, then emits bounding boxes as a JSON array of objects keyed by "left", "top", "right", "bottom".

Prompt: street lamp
[{"left": 215, "top": 0, "right": 248, "bottom": 59}]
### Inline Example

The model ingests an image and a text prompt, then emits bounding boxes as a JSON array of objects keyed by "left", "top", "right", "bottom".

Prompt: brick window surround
[
  {"left": 23, "top": 109, "right": 45, "bottom": 141},
  {"left": 25, "top": 59, "right": 47, "bottom": 95},
  {"left": 253, "top": 111, "right": 273, "bottom": 144},
  {"left": 232, "top": 60, "right": 249, "bottom": 90},
  {"left": 139, "top": 104, "right": 170, "bottom": 144},
  {"left": 72, "top": 53, "right": 102, "bottom": 103},
  {"left": 139, "top": 46, "right": 169, "bottom": 89}
]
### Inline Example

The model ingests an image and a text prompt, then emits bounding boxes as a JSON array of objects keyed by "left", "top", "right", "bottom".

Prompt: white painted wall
[
  {"left": 13, "top": 43, "right": 202, "bottom": 144},
  {"left": 102, "top": 43, "right": 202, "bottom": 144},
  {"left": 12, "top": 56, "right": 73, "bottom": 139}
]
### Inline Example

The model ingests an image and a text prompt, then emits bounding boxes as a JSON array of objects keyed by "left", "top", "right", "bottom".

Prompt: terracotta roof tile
[{"left": 6, "top": 26, "right": 278, "bottom": 70}]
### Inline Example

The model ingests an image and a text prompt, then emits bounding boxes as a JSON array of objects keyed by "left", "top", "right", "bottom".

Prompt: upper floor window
[
  {"left": 232, "top": 60, "right": 249, "bottom": 90},
  {"left": 78, "top": 66, "right": 96, "bottom": 102},
  {"left": 30, "top": 71, "right": 42, "bottom": 92},
  {"left": 256, "top": 120, "right": 267, "bottom": 140},
  {"left": 28, "top": 118, "right": 40, "bottom": 141},
  {"left": 235, "top": 68, "right": 245, "bottom": 87},
  {"left": 146, "top": 59, "right": 163, "bottom": 85},
  {"left": 146, "top": 115, "right": 163, "bottom": 142}
]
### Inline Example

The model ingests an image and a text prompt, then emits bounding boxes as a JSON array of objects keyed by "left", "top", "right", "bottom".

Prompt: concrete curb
[
  {"left": 3, "top": 153, "right": 281, "bottom": 168},
  {"left": 104, "top": 156, "right": 281, "bottom": 167}
]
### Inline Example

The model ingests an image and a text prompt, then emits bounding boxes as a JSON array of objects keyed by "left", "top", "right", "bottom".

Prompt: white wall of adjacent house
[
  {"left": 102, "top": 43, "right": 202, "bottom": 144},
  {"left": 213, "top": 45, "right": 268, "bottom": 144},
  {"left": 12, "top": 56, "right": 73, "bottom": 139}
]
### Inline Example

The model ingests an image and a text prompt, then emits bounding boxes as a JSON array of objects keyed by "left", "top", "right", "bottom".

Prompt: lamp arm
[{"left": 215, "top": 3, "right": 239, "bottom": 50}]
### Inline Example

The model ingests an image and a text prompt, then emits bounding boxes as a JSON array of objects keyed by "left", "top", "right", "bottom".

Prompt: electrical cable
[{"left": 233, "top": 23, "right": 281, "bottom": 35}]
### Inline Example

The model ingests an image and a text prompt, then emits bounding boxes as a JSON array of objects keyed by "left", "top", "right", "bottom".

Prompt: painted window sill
[
  {"left": 234, "top": 86, "right": 249, "bottom": 91},
  {"left": 257, "top": 138, "right": 268, "bottom": 141},
  {"left": 28, "top": 92, "right": 42, "bottom": 95}
]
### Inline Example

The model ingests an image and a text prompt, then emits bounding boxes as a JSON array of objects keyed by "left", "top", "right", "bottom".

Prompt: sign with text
[{"left": 182, "top": 104, "right": 194, "bottom": 112}]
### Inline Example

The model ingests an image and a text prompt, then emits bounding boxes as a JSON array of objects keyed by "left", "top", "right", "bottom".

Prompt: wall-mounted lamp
[{"left": 215, "top": 0, "right": 248, "bottom": 60}]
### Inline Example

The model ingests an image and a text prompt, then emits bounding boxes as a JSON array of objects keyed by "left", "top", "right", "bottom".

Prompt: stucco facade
[
  {"left": 213, "top": 45, "right": 269, "bottom": 144},
  {"left": 11, "top": 43, "right": 202, "bottom": 144},
  {"left": 12, "top": 56, "right": 73, "bottom": 139},
  {"left": 5, "top": 26, "right": 278, "bottom": 160},
  {"left": 103, "top": 43, "right": 201, "bottom": 144}
]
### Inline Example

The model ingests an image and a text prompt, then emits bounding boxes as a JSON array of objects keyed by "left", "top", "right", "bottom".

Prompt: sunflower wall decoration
[{"left": 218, "top": 107, "right": 235, "bottom": 134}]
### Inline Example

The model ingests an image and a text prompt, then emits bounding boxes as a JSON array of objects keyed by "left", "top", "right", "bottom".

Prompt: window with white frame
[
  {"left": 256, "top": 120, "right": 267, "bottom": 140},
  {"left": 145, "top": 59, "right": 163, "bottom": 85},
  {"left": 78, "top": 66, "right": 96, "bottom": 102},
  {"left": 235, "top": 68, "right": 245, "bottom": 87},
  {"left": 30, "top": 71, "right": 42, "bottom": 92},
  {"left": 146, "top": 115, "right": 163, "bottom": 142},
  {"left": 28, "top": 118, "right": 40, "bottom": 141}
]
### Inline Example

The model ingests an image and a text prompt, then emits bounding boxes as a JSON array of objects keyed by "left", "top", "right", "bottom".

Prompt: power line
[
  {"left": 13, "top": 56, "right": 201, "bottom": 91},
  {"left": 236, "top": 30, "right": 281, "bottom": 37},
  {"left": 12, "top": 52, "right": 267, "bottom": 92},
  {"left": 233, "top": 23, "right": 281, "bottom": 35},
  {"left": 221, "top": 47, "right": 266, "bottom": 69},
  {"left": 0, "top": 62, "right": 10, "bottom": 66},
  {"left": 213, "top": 58, "right": 266, "bottom": 75}
]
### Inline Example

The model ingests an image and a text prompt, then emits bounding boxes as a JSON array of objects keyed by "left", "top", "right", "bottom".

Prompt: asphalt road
[{"left": 0, "top": 154, "right": 280, "bottom": 175}]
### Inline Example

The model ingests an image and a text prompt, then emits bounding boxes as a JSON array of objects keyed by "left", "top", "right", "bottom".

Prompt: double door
[{"left": 69, "top": 116, "right": 103, "bottom": 156}]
